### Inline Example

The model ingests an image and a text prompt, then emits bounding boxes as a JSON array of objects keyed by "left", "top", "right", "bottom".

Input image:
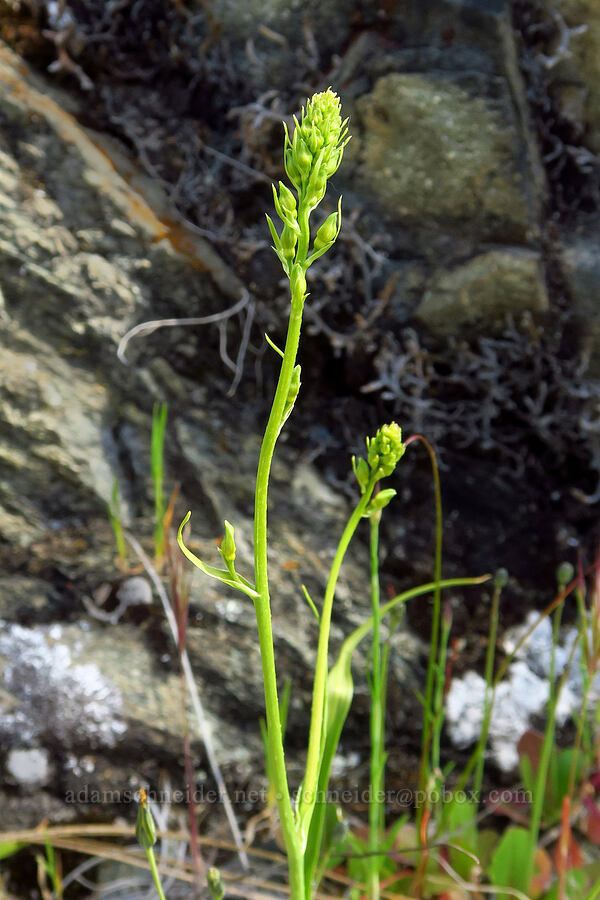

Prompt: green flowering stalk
[
  {"left": 178, "top": 88, "right": 349, "bottom": 900},
  {"left": 297, "top": 424, "right": 405, "bottom": 861},
  {"left": 252, "top": 89, "right": 350, "bottom": 898}
]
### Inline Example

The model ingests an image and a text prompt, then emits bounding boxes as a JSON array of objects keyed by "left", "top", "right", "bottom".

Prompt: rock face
[
  {"left": 552, "top": 0, "right": 600, "bottom": 153},
  {"left": 0, "top": 0, "right": 599, "bottom": 853},
  {"left": 559, "top": 225, "right": 600, "bottom": 375},
  {"left": 414, "top": 249, "right": 549, "bottom": 336},
  {"left": 355, "top": 72, "right": 534, "bottom": 245}
]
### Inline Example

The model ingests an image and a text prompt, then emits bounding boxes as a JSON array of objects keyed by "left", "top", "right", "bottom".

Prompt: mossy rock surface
[
  {"left": 355, "top": 72, "right": 533, "bottom": 243},
  {"left": 553, "top": 0, "right": 600, "bottom": 154},
  {"left": 414, "top": 248, "right": 549, "bottom": 336}
]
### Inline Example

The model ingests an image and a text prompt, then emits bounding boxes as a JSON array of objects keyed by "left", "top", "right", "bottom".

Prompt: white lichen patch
[
  {"left": 6, "top": 747, "right": 51, "bottom": 787},
  {"left": 446, "top": 610, "right": 592, "bottom": 771},
  {"left": 0, "top": 621, "right": 126, "bottom": 749}
]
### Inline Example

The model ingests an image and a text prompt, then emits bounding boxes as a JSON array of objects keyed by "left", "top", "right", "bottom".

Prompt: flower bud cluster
[
  {"left": 266, "top": 89, "right": 349, "bottom": 280},
  {"left": 284, "top": 88, "right": 349, "bottom": 209},
  {"left": 353, "top": 423, "right": 405, "bottom": 493},
  {"left": 367, "top": 423, "right": 406, "bottom": 480}
]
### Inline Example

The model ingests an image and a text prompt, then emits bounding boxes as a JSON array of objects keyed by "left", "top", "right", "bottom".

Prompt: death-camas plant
[{"left": 177, "top": 90, "right": 473, "bottom": 899}]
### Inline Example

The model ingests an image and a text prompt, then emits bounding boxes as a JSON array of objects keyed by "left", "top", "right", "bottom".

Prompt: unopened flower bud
[
  {"left": 314, "top": 211, "right": 338, "bottom": 251},
  {"left": 278, "top": 182, "right": 297, "bottom": 220},
  {"left": 207, "top": 867, "right": 225, "bottom": 900},
  {"left": 220, "top": 520, "right": 236, "bottom": 566},
  {"left": 281, "top": 364, "right": 302, "bottom": 429},
  {"left": 352, "top": 456, "right": 370, "bottom": 493},
  {"left": 556, "top": 562, "right": 574, "bottom": 591},
  {"left": 295, "top": 138, "right": 313, "bottom": 180},
  {"left": 288, "top": 364, "right": 301, "bottom": 404},
  {"left": 290, "top": 262, "right": 307, "bottom": 298},
  {"left": 364, "top": 487, "right": 397, "bottom": 517},
  {"left": 281, "top": 223, "right": 298, "bottom": 261},
  {"left": 136, "top": 789, "right": 157, "bottom": 850},
  {"left": 494, "top": 567, "right": 509, "bottom": 589}
]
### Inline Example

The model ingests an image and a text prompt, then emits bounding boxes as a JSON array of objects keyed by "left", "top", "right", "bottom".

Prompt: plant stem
[
  {"left": 146, "top": 846, "right": 167, "bottom": 900},
  {"left": 253, "top": 281, "right": 306, "bottom": 899},
  {"left": 412, "top": 436, "right": 442, "bottom": 834},
  {"left": 298, "top": 479, "right": 375, "bottom": 848},
  {"left": 368, "top": 512, "right": 384, "bottom": 900},
  {"left": 525, "top": 601, "right": 564, "bottom": 892},
  {"left": 430, "top": 599, "right": 451, "bottom": 799},
  {"left": 472, "top": 578, "right": 501, "bottom": 801}
]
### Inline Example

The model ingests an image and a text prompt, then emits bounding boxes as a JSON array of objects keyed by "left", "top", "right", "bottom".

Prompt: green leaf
[
  {"left": 442, "top": 792, "right": 479, "bottom": 881},
  {"left": 0, "top": 841, "right": 23, "bottom": 860},
  {"left": 488, "top": 826, "right": 532, "bottom": 899}
]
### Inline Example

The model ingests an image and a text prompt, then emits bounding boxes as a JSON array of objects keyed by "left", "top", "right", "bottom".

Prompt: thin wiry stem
[{"left": 117, "top": 291, "right": 251, "bottom": 364}]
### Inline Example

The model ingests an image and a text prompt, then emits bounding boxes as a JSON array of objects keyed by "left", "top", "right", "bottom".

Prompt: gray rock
[
  {"left": 0, "top": 323, "right": 118, "bottom": 543},
  {"left": 414, "top": 248, "right": 549, "bottom": 336},
  {"left": 0, "top": 42, "right": 244, "bottom": 547},
  {"left": 551, "top": 0, "right": 600, "bottom": 154},
  {"left": 0, "top": 576, "right": 52, "bottom": 620},
  {"left": 200, "top": 0, "right": 355, "bottom": 90},
  {"left": 0, "top": 617, "right": 263, "bottom": 766},
  {"left": 560, "top": 228, "right": 600, "bottom": 374},
  {"left": 353, "top": 72, "right": 536, "bottom": 247}
]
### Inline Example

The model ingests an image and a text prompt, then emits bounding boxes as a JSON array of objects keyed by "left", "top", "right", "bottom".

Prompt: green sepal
[
  {"left": 265, "top": 214, "right": 291, "bottom": 275},
  {"left": 178, "top": 512, "right": 260, "bottom": 600}
]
